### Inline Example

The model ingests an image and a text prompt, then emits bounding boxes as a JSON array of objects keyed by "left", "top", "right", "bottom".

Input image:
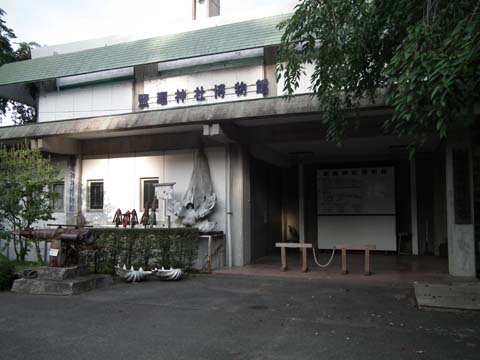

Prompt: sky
[{"left": 1, "top": 0, "right": 297, "bottom": 47}]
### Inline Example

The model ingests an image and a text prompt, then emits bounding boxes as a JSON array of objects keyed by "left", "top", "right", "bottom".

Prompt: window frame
[
  {"left": 87, "top": 179, "right": 104, "bottom": 211},
  {"left": 50, "top": 182, "right": 65, "bottom": 213},
  {"left": 140, "top": 177, "right": 159, "bottom": 211}
]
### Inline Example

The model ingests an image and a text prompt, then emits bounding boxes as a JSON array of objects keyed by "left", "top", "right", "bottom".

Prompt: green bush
[
  {"left": 0, "top": 254, "right": 15, "bottom": 291},
  {"left": 79, "top": 228, "right": 199, "bottom": 275}
]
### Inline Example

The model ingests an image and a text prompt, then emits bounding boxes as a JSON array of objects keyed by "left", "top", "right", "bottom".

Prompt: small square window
[
  {"left": 141, "top": 178, "right": 159, "bottom": 210},
  {"left": 88, "top": 180, "right": 104, "bottom": 210},
  {"left": 50, "top": 182, "right": 64, "bottom": 212}
]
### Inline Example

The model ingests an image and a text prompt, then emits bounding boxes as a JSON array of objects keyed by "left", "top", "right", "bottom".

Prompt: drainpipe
[
  {"left": 298, "top": 163, "right": 305, "bottom": 244},
  {"left": 225, "top": 144, "right": 233, "bottom": 267}
]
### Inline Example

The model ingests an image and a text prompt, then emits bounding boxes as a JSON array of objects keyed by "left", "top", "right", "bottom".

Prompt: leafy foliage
[
  {"left": 277, "top": 0, "right": 480, "bottom": 147},
  {"left": 79, "top": 228, "right": 199, "bottom": 274},
  {"left": 0, "top": 145, "right": 61, "bottom": 262},
  {"left": 0, "top": 254, "right": 15, "bottom": 290},
  {"left": 0, "top": 8, "right": 38, "bottom": 125}
]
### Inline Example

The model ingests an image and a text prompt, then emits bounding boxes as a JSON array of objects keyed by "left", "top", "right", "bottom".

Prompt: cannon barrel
[{"left": 14, "top": 228, "right": 95, "bottom": 245}]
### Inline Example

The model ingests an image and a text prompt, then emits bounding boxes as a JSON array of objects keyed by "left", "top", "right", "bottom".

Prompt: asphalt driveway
[{"left": 0, "top": 274, "right": 479, "bottom": 360}]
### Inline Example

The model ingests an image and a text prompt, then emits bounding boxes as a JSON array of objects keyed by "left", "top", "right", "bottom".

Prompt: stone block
[
  {"left": 35, "top": 266, "right": 88, "bottom": 280},
  {"left": 11, "top": 274, "right": 112, "bottom": 296},
  {"left": 414, "top": 282, "right": 480, "bottom": 311}
]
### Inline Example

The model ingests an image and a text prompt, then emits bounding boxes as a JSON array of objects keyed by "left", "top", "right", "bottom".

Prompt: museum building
[{"left": 0, "top": 0, "right": 478, "bottom": 277}]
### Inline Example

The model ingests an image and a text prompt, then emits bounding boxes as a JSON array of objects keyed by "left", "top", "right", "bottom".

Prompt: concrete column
[
  {"left": 229, "top": 144, "right": 251, "bottom": 266},
  {"left": 263, "top": 47, "right": 277, "bottom": 98},
  {"left": 410, "top": 159, "right": 419, "bottom": 255},
  {"left": 446, "top": 141, "right": 476, "bottom": 277},
  {"left": 298, "top": 163, "right": 305, "bottom": 244},
  {"left": 65, "top": 155, "right": 83, "bottom": 225}
]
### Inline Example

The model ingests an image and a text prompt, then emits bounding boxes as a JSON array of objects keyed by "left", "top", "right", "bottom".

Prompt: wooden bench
[
  {"left": 275, "top": 242, "right": 313, "bottom": 272},
  {"left": 336, "top": 244, "right": 376, "bottom": 275}
]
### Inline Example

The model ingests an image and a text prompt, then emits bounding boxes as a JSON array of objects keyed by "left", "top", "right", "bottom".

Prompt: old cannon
[{"left": 15, "top": 228, "right": 96, "bottom": 267}]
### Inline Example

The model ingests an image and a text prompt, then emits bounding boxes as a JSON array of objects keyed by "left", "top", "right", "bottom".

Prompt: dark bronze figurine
[
  {"left": 140, "top": 205, "right": 150, "bottom": 229},
  {"left": 131, "top": 209, "right": 139, "bottom": 228},
  {"left": 113, "top": 208, "right": 122, "bottom": 228},
  {"left": 122, "top": 210, "right": 131, "bottom": 228}
]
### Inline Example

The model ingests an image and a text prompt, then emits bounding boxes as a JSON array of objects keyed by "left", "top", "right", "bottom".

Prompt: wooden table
[
  {"left": 275, "top": 242, "right": 313, "bottom": 272},
  {"left": 335, "top": 244, "right": 376, "bottom": 275},
  {"left": 199, "top": 231, "right": 225, "bottom": 273}
]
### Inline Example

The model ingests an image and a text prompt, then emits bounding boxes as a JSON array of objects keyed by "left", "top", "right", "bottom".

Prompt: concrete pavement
[{"left": 0, "top": 274, "right": 479, "bottom": 360}]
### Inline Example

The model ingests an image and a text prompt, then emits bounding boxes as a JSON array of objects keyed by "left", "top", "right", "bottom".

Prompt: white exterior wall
[
  {"left": 143, "top": 64, "right": 264, "bottom": 110},
  {"left": 81, "top": 147, "right": 226, "bottom": 231},
  {"left": 38, "top": 80, "right": 133, "bottom": 122},
  {"left": 276, "top": 62, "right": 315, "bottom": 95}
]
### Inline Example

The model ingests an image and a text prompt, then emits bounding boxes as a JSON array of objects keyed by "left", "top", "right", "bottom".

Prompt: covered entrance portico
[{"left": 223, "top": 98, "right": 478, "bottom": 280}]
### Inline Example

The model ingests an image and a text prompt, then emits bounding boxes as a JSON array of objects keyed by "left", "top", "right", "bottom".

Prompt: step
[{"left": 414, "top": 282, "right": 480, "bottom": 311}]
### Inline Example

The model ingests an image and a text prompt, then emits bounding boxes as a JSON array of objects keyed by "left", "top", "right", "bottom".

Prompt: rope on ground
[{"left": 312, "top": 247, "right": 336, "bottom": 268}]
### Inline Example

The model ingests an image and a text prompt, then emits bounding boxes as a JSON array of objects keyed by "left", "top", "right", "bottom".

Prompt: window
[
  {"left": 141, "top": 178, "right": 159, "bottom": 210},
  {"left": 50, "top": 182, "right": 64, "bottom": 212},
  {"left": 88, "top": 180, "right": 104, "bottom": 210}
]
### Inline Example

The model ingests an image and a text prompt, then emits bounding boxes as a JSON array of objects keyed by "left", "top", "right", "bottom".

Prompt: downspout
[{"left": 225, "top": 143, "right": 233, "bottom": 267}]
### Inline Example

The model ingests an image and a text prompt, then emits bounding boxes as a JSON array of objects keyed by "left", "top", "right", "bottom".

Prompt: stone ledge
[
  {"left": 414, "top": 282, "right": 480, "bottom": 311},
  {"left": 35, "top": 266, "right": 88, "bottom": 280},
  {"left": 11, "top": 274, "right": 112, "bottom": 296}
]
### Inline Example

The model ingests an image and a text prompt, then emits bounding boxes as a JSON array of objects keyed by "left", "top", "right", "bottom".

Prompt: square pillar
[
  {"left": 229, "top": 144, "right": 251, "bottom": 266},
  {"left": 446, "top": 141, "right": 476, "bottom": 277}
]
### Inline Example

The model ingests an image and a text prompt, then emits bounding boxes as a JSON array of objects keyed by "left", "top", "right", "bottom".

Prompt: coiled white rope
[{"left": 312, "top": 247, "right": 336, "bottom": 268}]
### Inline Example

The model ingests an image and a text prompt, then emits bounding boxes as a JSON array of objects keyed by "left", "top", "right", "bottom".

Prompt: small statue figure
[
  {"left": 131, "top": 209, "right": 139, "bottom": 228},
  {"left": 113, "top": 208, "right": 123, "bottom": 228},
  {"left": 140, "top": 205, "right": 150, "bottom": 229},
  {"left": 122, "top": 210, "right": 131, "bottom": 228}
]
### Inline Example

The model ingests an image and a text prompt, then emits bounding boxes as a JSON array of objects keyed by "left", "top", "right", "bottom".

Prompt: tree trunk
[
  {"left": 18, "top": 238, "right": 28, "bottom": 263},
  {"left": 12, "top": 235, "right": 21, "bottom": 262},
  {"left": 34, "top": 240, "right": 45, "bottom": 264}
]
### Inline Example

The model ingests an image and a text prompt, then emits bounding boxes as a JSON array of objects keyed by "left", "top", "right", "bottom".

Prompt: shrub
[
  {"left": 0, "top": 254, "right": 15, "bottom": 291},
  {"left": 80, "top": 228, "right": 199, "bottom": 274}
]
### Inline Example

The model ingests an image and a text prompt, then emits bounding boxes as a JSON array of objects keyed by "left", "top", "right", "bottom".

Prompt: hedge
[
  {"left": 79, "top": 228, "right": 199, "bottom": 274},
  {"left": 0, "top": 254, "right": 15, "bottom": 291}
]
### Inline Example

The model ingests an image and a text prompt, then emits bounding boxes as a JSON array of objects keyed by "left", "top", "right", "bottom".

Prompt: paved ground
[
  {"left": 0, "top": 274, "right": 479, "bottom": 360},
  {"left": 217, "top": 253, "right": 452, "bottom": 285}
]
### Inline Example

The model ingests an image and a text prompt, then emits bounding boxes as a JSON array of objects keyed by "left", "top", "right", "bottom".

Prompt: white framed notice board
[{"left": 316, "top": 167, "right": 397, "bottom": 251}]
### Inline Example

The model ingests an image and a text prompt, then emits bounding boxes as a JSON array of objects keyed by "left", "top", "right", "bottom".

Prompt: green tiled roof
[{"left": 0, "top": 14, "right": 289, "bottom": 87}]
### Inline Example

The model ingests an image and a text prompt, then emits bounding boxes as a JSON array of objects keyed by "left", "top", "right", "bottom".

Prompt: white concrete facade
[
  {"left": 80, "top": 147, "right": 226, "bottom": 231},
  {"left": 38, "top": 80, "right": 133, "bottom": 122}
]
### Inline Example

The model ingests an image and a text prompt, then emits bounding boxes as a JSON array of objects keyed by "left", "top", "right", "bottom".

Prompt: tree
[
  {"left": 0, "top": 8, "right": 38, "bottom": 125},
  {"left": 0, "top": 145, "right": 61, "bottom": 262},
  {"left": 277, "top": 0, "right": 480, "bottom": 150}
]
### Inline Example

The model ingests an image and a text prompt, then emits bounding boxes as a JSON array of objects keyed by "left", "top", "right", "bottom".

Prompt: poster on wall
[{"left": 316, "top": 167, "right": 397, "bottom": 251}]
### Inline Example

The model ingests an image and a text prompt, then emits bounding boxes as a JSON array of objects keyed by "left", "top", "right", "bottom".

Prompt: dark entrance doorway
[{"left": 250, "top": 157, "right": 283, "bottom": 262}]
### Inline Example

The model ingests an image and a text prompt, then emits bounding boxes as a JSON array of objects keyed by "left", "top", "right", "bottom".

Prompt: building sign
[
  {"left": 317, "top": 167, "right": 395, "bottom": 216},
  {"left": 137, "top": 79, "right": 269, "bottom": 109}
]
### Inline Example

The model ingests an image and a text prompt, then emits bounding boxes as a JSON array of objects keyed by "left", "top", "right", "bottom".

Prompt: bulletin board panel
[
  {"left": 317, "top": 216, "right": 397, "bottom": 251},
  {"left": 317, "top": 167, "right": 396, "bottom": 251},
  {"left": 317, "top": 167, "right": 395, "bottom": 215}
]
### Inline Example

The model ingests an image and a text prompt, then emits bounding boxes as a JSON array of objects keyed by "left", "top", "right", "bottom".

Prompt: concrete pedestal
[
  {"left": 414, "top": 281, "right": 480, "bottom": 311},
  {"left": 11, "top": 266, "right": 112, "bottom": 296}
]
